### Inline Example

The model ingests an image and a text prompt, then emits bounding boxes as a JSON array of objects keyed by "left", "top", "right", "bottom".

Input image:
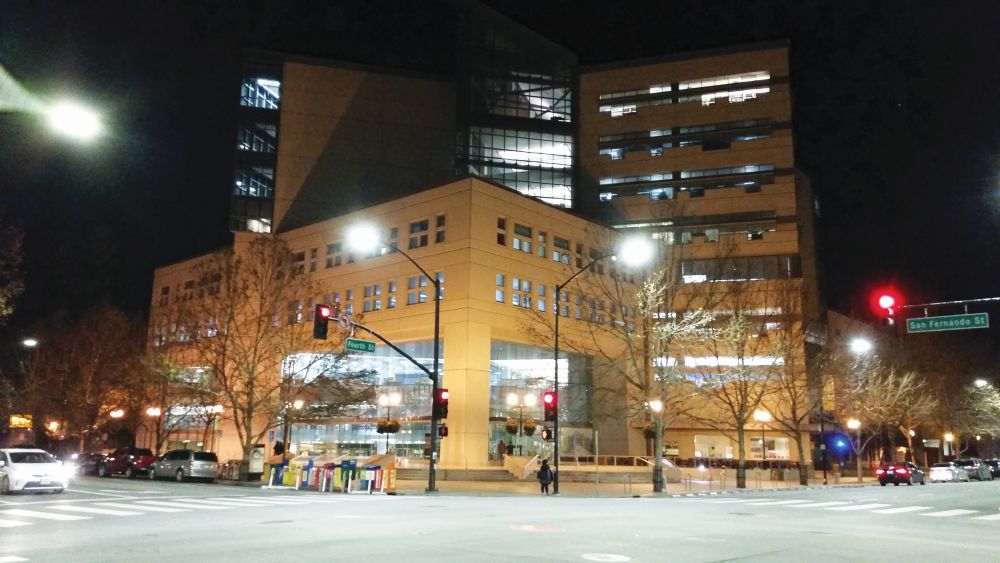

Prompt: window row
[
  {"left": 679, "top": 255, "right": 802, "bottom": 284},
  {"left": 494, "top": 273, "right": 634, "bottom": 321},
  {"left": 240, "top": 77, "right": 281, "bottom": 110},
  {"left": 496, "top": 218, "right": 612, "bottom": 272},
  {"left": 598, "top": 70, "right": 775, "bottom": 118},
  {"left": 598, "top": 119, "right": 773, "bottom": 159}
]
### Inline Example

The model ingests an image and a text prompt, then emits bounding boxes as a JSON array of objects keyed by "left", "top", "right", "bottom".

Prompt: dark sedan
[{"left": 876, "top": 461, "right": 926, "bottom": 486}]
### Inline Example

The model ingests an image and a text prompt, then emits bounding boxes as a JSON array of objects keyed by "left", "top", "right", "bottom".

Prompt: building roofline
[
  {"left": 581, "top": 39, "right": 791, "bottom": 73},
  {"left": 242, "top": 47, "right": 455, "bottom": 83}
]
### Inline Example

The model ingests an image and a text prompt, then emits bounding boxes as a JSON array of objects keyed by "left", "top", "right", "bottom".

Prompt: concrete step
[{"left": 396, "top": 468, "right": 520, "bottom": 481}]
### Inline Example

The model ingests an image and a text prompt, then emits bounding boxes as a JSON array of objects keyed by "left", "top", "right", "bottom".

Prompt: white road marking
[
  {"left": 0, "top": 556, "right": 29, "bottom": 562},
  {"left": 705, "top": 498, "right": 775, "bottom": 504},
  {"left": 871, "top": 506, "right": 932, "bottom": 514},
  {"left": 65, "top": 489, "right": 137, "bottom": 497},
  {"left": 788, "top": 501, "right": 850, "bottom": 508},
  {"left": 1, "top": 509, "right": 89, "bottom": 521},
  {"left": 207, "top": 497, "right": 304, "bottom": 505},
  {"left": 97, "top": 502, "right": 187, "bottom": 513},
  {"left": 49, "top": 505, "right": 143, "bottom": 516},
  {"left": 133, "top": 500, "right": 231, "bottom": 510},
  {"left": 0, "top": 519, "right": 32, "bottom": 528},
  {"left": 921, "top": 509, "right": 980, "bottom": 517},
  {"left": 175, "top": 498, "right": 272, "bottom": 507},
  {"left": 825, "top": 503, "right": 892, "bottom": 511},
  {"left": 745, "top": 500, "right": 812, "bottom": 506},
  {"left": 971, "top": 513, "right": 1000, "bottom": 521}
]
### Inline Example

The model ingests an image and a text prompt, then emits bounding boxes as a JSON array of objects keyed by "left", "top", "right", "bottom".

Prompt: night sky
[{"left": 2, "top": 1, "right": 998, "bottom": 336}]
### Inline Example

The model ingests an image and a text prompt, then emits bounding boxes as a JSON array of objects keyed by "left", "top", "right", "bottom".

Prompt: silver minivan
[{"left": 149, "top": 450, "right": 219, "bottom": 482}]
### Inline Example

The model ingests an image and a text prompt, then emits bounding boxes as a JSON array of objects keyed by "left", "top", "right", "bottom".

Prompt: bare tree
[{"left": 149, "top": 235, "right": 373, "bottom": 478}]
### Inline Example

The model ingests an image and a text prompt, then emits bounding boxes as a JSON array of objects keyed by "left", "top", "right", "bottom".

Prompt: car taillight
[
  {"left": 875, "top": 469, "right": 885, "bottom": 475},
  {"left": 895, "top": 467, "right": 909, "bottom": 475}
]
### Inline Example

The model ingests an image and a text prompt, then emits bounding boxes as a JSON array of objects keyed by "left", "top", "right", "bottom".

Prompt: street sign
[
  {"left": 337, "top": 313, "right": 352, "bottom": 330},
  {"left": 345, "top": 337, "right": 376, "bottom": 353},
  {"left": 906, "top": 312, "right": 989, "bottom": 333}
]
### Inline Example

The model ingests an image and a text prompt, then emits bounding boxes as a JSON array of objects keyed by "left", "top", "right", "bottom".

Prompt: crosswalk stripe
[
  {"left": 133, "top": 500, "right": 231, "bottom": 510},
  {"left": 1, "top": 509, "right": 89, "bottom": 521},
  {"left": 49, "top": 505, "right": 144, "bottom": 516},
  {"left": 96, "top": 502, "right": 187, "bottom": 513},
  {"left": 174, "top": 498, "right": 270, "bottom": 507},
  {"left": 746, "top": 500, "right": 812, "bottom": 506},
  {"left": 788, "top": 501, "right": 850, "bottom": 508},
  {"left": 0, "top": 555, "right": 29, "bottom": 562},
  {"left": 207, "top": 498, "right": 303, "bottom": 505},
  {"left": 971, "top": 513, "right": 1000, "bottom": 521},
  {"left": 705, "top": 498, "right": 775, "bottom": 504},
  {"left": 826, "top": 503, "right": 892, "bottom": 511},
  {"left": 0, "top": 519, "right": 32, "bottom": 528},
  {"left": 243, "top": 496, "right": 323, "bottom": 503},
  {"left": 871, "top": 506, "right": 932, "bottom": 514},
  {"left": 921, "top": 509, "right": 979, "bottom": 517}
]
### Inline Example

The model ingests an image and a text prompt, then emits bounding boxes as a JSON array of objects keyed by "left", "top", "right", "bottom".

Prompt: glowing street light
[
  {"left": 292, "top": 399, "right": 304, "bottom": 410},
  {"left": 974, "top": 378, "right": 989, "bottom": 388},
  {"left": 46, "top": 101, "right": 101, "bottom": 141},
  {"left": 46, "top": 420, "right": 59, "bottom": 432},
  {"left": 109, "top": 409, "right": 125, "bottom": 419},
  {"left": 22, "top": 338, "right": 38, "bottom": 348},
  {"left": 145, "top": 407, "right": 161, "bottom": 417},
  {"left": 848, "top": 337, "right": 873, "bottom": 355},
  {"left": 648, "top": 399, "right": 664, "bottom": 413}
]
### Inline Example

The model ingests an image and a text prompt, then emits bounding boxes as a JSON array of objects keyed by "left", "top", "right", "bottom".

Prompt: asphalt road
[{"left": 2, "top": 476, "right": 1000, "bottom": 562}]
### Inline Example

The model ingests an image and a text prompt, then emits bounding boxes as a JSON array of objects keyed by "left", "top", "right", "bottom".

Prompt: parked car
[
  {"left": 876, "top": 461, "right": 926, "bottom": 486},
  {"left": 98, "top": 447, "right": 156, "bottom": 478},
  {"left": 149, "top": 449, "right": 219, "bottom": 482},
  {"left": 0, "top": 448, "right": 71, "bottom": 494},
  {"left": 929, "top": 462, "right": 970, "bottom": 482},
  {"left": 984, "top": 459, "right": 1000, "bottom": 478},
  {"left": 954, "top": 458, "right": 993, "bottom": 481},
  {"left": 72, "top": 452, "right": 107, "bottom": 476}
]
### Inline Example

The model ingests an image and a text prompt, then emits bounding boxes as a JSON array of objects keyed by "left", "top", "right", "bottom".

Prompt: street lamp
[
  {"left": 974, "top": 378, "right": 988, "bottom": 388},
  {"left": 648, "top": 399, "right": 664, "bottom": 491},
  {"left": 847, "top": 418, "right": 862, "bottom": 483},
  {"left": 848, "top": 337, "right": 873, "bottom": 355},
  {"left": 109, "top": 409, "right": 125, "bottom": 419},
  {"left": 378, "top": 391, "right": 402, "bottom": 453},
  {"left": 282, "top": 400, "right": 304, "bottom": 463},
  {"left": 348, "top": 223, "right": 442, "bottom": 492},
  {"left": 506, "top": 392, "right": 538, "bottom": 455},
  {"left": 145, "top": 407, "right": 162, "bottom": 452},
  {"left": 46, "top": 101, "right": 102, "bottom": 141},
  {"left": 754, "top": 410, "right": 771, "bottom": 463},
  {"left": 22, "top": 338, "right": 38, "bottom": 348},
  {"left": 552, "top": 235, "right": 654, "bottom": 494}
]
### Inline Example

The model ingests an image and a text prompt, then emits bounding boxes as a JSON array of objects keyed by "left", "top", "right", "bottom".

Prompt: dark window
[
  {"left": 410, "top": 220, "right": 429, "bottom": 234},
  {"left": 514, "top": 224, "right": 532, "bottom": 237},
  {"left": 193, "top": 452, "right": 218, "bottom": 462},
  {"left": 497, "top": 233, "right": 506, "bottom": 245},
  {"left": 435, "top": 230, "right": 446, "bottom": 243},
  {"left": 497, "top": 218, "right": 506, "bottom": 230},
  {"left": 436, "top": 215, "right": 446, "bottom": 227}
]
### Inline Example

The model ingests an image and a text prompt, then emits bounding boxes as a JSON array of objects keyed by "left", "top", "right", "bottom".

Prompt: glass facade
[
  {"left": 455, "top": 8, "right": 577, "bottom": 208},
  {"left": 489, "top": 340, "right": 592, "bottom": 458},
  {"left": 283, "top": 340, "right": 440, "bottom": 458},
  {"left": 231, "top": 59, "right": 282, "bottom": 233}
]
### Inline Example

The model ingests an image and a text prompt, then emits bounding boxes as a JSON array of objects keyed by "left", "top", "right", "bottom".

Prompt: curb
[{"left": 665, "top": 483, "right": 875, "bottom": 498}]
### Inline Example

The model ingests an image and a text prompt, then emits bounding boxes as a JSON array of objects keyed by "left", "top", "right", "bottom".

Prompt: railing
[{"left": 559, "top": 454, "right": 658, "bottom": 468}]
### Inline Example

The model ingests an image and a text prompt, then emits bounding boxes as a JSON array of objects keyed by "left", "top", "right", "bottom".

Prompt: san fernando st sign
[{"left": 906, "top": 312, "right": 989, "bottom": 334}]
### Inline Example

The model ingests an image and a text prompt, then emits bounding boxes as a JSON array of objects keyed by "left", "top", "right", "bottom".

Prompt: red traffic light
[
  {"left": 316, "top": 304, "right": 333, "bottom": 319},
  {"left": 869, "top": 287, "right": 903, "bottom": 316},
  {"left": 877, "top": 294, "right": 895, "bottom": 310},
  {"left": 439, "top": 389, "right": 449, "bottom": 401},
  {"left": 543, "top": 391, "right": 556, "bottom": 405}
]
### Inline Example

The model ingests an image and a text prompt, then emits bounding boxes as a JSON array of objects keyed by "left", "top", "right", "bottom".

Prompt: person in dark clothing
[{"left": 537, "top": 459, "right": 553, "bottom": 495}]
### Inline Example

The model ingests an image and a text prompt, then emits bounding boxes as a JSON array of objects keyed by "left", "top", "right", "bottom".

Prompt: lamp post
[
  {"left": 145, "top": 407, "right": 162, "bottom": 453},
  {"left": 649, "top": 399, "right": 664, "bottom": 492},
  {"left": 282, "top": 399, "right": 303, "bottom": 463},
  {"left": 847, "top": 418, "right": 862, "bottom": 482},
  {"left": 944, "top": 432, "right": 954, "bottom": 460},
  {"left": 754, "top": 410, "right": 771, "bottom": 463},
  {"left": 552, "top": 235, "right": 653, "bottom": 495},
  {"left": 378, "top": 392, "right": 402, "bottom": 454},
  {"left": 506, "top": 392, "right": 538, "bottom": 455},
  {"left": 348, "top": 223, "right": 442, "bottom": 492}
]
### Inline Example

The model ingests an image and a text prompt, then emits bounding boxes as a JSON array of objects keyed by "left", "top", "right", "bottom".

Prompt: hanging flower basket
[
  {"left": 377, "top": 419, "right": 401, "bottom": 434},
  {"left": 522, "top": 419, "right": 537, "bottom": 436},
  {"left": 643, "top": 426, "right": 657, "bottom": 440},
  {"left": 505, "top": 417, "right": 518, "bottom": 435}
]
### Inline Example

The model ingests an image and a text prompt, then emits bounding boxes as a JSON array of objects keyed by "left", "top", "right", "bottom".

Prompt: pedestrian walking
[
  {"left": 497, "top": 440, "right": 507, "bottom": 459},
  {"left": 537, "top": 459, "right": 553, "bottom": 495}
]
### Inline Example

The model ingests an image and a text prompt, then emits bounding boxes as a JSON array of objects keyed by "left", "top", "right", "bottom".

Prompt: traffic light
[
  {"left": 433, "top": 388, "right": 449, "bottom": 419},
  {"left": 869, "top": 287, "right": 902, "bottom": 327},
  {"left": 543, "top": 390, "right": 557, "bottom": 422},
  {"left": 313, "top": 304, "right": 334, "bottom": 339},
  {"left": 438, "top": 424, "right": 448, "bottom": 438}
]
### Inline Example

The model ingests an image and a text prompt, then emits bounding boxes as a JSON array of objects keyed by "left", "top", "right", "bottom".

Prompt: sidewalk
[{"left": 391, "top": 475, "right": 878, "bottom": 497}]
